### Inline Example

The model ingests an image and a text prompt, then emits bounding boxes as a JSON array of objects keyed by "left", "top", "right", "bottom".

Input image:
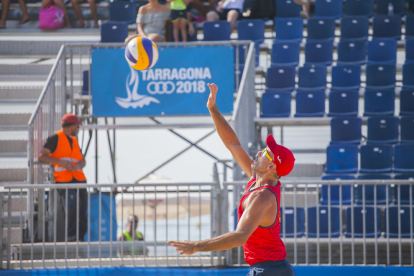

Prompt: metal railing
[{"left": 2, "top": 179, "right": 414, "bottom": 269}]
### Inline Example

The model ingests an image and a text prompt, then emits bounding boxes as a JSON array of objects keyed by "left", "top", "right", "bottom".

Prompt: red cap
[
  {"left": 61, "top": 113, "right": 82, "bottom": 125},
  {"left": 266, "top": 134, "right": 295, "bottom": 176}
]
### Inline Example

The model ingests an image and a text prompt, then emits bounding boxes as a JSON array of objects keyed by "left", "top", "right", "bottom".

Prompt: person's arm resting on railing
[{"left": 206, "top": 83, "right": 253, "bottom": 178}]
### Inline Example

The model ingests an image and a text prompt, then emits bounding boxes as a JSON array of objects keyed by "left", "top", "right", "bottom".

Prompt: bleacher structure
[{"left": 1, "top": 0, "right": 414, "bottom": 270}]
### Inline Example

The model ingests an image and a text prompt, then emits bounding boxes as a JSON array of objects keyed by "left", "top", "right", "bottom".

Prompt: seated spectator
[
  {"left": 293, "top": 0, "right": 309, "bottom": 19},
  {"left": 117, "top": 215, "right": 146, "bottom": 256},
  {"left": 0, "top": 0, "right": 30, "bottom": 28},
  {"left": 41, "top": 0, "right": 71, "bottom": 28},
  {"left": 206, "top": 0, "right": 244, "bottom": 31},
  {"left": 125, "top": 0, "right": 171, "bottom": 43},
  {"left": 68, "top": 0, "right": 98, "bottom": 28},
  {"left": 167, "top": 0, "right": 195, "bottom": 42}
]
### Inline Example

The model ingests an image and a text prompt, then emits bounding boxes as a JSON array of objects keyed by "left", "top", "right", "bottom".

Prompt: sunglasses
[{"left": 262, "top": 148, "right": 273, "bottom": 162}]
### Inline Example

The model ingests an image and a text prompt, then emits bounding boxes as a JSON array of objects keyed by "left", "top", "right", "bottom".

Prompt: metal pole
[
  {"left": 61, "top": 46, "right": 67, "bottom": 115},
  {"left": 0, "top": 194, "right": 3, "bottom": 269},
  {"left": 7, "top": 190, "right": 11, "bottom": 270},
  {"left": 95, "top": 128, "right": 98, "bottom": 184}
]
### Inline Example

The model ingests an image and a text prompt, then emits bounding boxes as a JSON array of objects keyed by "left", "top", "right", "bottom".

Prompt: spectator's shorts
[
  {"left": 214, "top": 9, "right": 241, "bottom": 21},
  {"left": 171, "top": 9, "right": 187, "bottom": 21}
]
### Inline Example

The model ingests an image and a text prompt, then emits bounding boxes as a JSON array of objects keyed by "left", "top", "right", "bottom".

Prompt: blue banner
[{"left": 91, "top": 46, "right": 235, "bottom": 116}]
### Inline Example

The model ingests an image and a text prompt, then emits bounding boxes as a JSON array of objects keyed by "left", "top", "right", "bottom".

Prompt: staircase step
[
  {"left": 0, "top": 87, "right": 42, "bottom": 101},
  {"left": 0, "top": 140, "right": 27, "bottom": 156},
  {"left": 0, "top": 168, "right": 27, "bottom": 182},
  {"left": 0, "top": 113, "right": 31, "bottom": 126}
]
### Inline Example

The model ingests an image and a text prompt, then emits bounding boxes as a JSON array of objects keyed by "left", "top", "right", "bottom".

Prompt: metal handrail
[
  {"left": 28, "top": 45, "right": 66, "bottom": 126},
  {"left": 225, "top": 180, "right": 414, "bottom": 186},
  {"left": 5, "top": 182, "right": 217, "bottom": 189},
  {"left": 65, "top": 41, "right": 253, "bottom": 49}
]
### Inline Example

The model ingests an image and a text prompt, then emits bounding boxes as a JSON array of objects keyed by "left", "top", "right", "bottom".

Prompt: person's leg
[
  {"left": 0, "top": 0, "right": 11, "bottom": 28},
  {"left": 17, "top": 0, "right": 30, "bottom": 24},
  {"left": 226, "top": 9, "right": 238, "bottom": 31},
  {"left": 52, "top": 0, "right": 71, "bottom": 27},
  {"left": 87, "top": 0, "right": 98, "bottom": 28},
  {"left": 78, "top": 189, "right": 88, "bottom": 241},
  {"left": 148, "top": 34, "right": 164, "bottom": 42},
  {"left": 172, "top": 19, "right": 180, "bottom": 42},
  {"left": 179, "top": 17, "right": 188, "bottom": 42},
  {"left": 71, "top": 0, "right": 84, "bottom": 28},
  {"left": 206, "top": 10, "right": 219, "bottom": 22},
  {"left": 66, "top": 189, "right": 78, "bottom": 240}
]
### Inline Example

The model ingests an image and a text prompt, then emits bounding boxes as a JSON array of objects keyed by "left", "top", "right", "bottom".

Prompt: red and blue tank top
[{"left": 237, "top": 178, "right": 286, "bottom": 265}]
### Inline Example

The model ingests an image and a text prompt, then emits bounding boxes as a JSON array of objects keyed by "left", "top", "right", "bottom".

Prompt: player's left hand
[{"left": 167, "top": 240, "right": 198, "bottom": 255}]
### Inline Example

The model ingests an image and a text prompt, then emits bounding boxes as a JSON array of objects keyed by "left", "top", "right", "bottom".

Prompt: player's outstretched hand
[
  {"left": 207, "top": 83, "right": 218, "bottom": 110},
  {"left": 167, "top": 240, "right": 197, "bottom": 255}
]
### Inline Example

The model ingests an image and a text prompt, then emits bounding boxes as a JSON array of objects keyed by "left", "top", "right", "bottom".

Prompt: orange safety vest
[{"left": 49, "top": 130, "right": 86, "bottom": 183}]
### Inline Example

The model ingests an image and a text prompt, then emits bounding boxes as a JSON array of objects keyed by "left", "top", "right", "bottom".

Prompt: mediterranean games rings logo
[{"left": 115, "top": 67, "right": 212, "bottom": 109}]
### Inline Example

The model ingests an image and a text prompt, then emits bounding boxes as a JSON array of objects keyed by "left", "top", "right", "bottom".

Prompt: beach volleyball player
[{"left": 168, "top": 83, "right": 296, "bottom": 276}]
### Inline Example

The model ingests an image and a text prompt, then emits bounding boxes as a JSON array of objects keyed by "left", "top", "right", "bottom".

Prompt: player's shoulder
[
  {"left": 139, "top": 5, "right": 149, "bottom": 13},
  {"left": 249, "top": 187, "right": 276, "bottom": 204}
]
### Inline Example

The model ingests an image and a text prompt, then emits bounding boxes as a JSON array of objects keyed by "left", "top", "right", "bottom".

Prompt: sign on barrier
[{"left": 91, "top": 46, "right": 235, "bottom": 116}]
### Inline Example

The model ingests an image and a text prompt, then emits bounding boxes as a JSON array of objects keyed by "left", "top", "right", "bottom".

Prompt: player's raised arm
[{"left": 207, "top": 83, "right": 253, "bottom": 178}]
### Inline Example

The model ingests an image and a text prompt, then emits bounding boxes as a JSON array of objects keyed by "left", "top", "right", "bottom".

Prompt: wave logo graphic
[{"left": 115, "top": 67, "right": 160, "bottom": 109}]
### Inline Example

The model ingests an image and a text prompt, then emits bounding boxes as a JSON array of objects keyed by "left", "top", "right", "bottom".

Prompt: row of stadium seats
[
  {"left": 321, "top": 174, "right": 414, "bottom": 205},
  {"left": 260, "top": 91, "right": 414, "bottom": 117},
  {"left": 330, "top": 117, "right": 414, "bottom": 144},
  {"left": 325, "top": 144, "right": 414, "bottom": 174},
  {"left": 270, "top": 40, "right": 414, "bottom": 67},
  {"left": 279, "top": 206, "right": 414, "bottom": 238},
  {"left": 276, "top": 0, "right": 412, "bottom": 18},
  {"left": 267, "top": 64, "right": 414, "bottom": 91}
]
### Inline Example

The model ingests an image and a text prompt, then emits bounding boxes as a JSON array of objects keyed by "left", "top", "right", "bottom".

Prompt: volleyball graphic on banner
[{"left": 125, "top": 37, "right": 159, "bottom": 71}]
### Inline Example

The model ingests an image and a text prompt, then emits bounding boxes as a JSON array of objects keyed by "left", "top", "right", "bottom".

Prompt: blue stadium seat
[
  {"left": 307, "top": 18, "right": 335, "bottom": 41},
  {"left": 203, "top": 21, "right": 231, "bottom": 41},
  {"left": 81, "top": 70, "right": 89, "bottom": 95},
  {"left": 400, "top": 90, "right": 414, "bottom": 115},
  {"left": 403, "top": 63, "right": 414, "bottom": 90},
  {"left": 367, "top": 39, "right": 397, "bottom": 64},
  {"left": 109, "top": 0, "right": 136, "bottom": 24},
  {"left": 294, "top": 89, "right": 325, "bottom": 117},
  {"left": 304, "top": 41, "right": 333, "bottom": 66},
  {"left": 237, "top": 19, "right": 265, "bottom": 43},
  {"left": 363, "top": 90, "right": 395, "bottom": 116},
  {"left": 384, "top": 207, "right": 414, "bottom": 238},
  {"left": 367, "top": 117, "right": 399, "bottom": 144},
  {"left": 236, "top": 41, "right": 260, "bottom": 67},
  {"left": 271, "top": 42, "right": 300, "bottom": 67},
  {"left": 345, "top": 207, "right": 382, "bottom": 237},
  {"left": 321, "top": 174, "right": 355, "bottom": 205},
  {"left": 406, "top": 39, "right": 414, "bottom": 64},
  {"left": 325, "top": 144, "right": 359, "bottom": 173},
  {"left": 373, "top": 15, "right": 402, "bottom": 40},
  {"left": 340, "top": 17, "right": 369, "bottom": 41},
  {"left": 266, "top": 66, "right": 296, "bottom": 91},
  {"left": 330, "top": 117, "right": 362, "bottom": 144},
  {"left": 406, "top": 15, "right": 414, "bottom": 39},
  {"left": 100, "top": 21, "right": 129, "bottom": 43},
  {"left": 359, "top": 145, "right": 393, "bottom": 173},
  {"left": 377, "top": 0, "right": 406, "bottom": 16},
  {"left": 331, "top": 65, "right": 361, "bottom": 90},
  {"left": 280, "top": 207, "right": 305, "bottom": 238},
  {"left": 394, "top": 144, "right": 414, "bottom": 173},
  {"left": 337, "top": 40, "right": 367, "bottom": 65},
  {"left": 274, "top": 17, "right": 303, "bottom": 42},
  {"left": 260, "top": 90, "right": 291, "bottom": 117},
  {"left": 344, "top": 0, "right": 373, "bottom": 17},
  {"left": 314, "top": 0, "right": 343, "bottom": 19},
  {"left": 401, "top": 116, "right": 414, "bottom": 143},
  {"left": 393, "top": 174, "right": 414, "bottom": 204},
  {"left": 276, "top": 0, "right": 302, "bottom": 17},
  {"left": 307, "top": 207, "right": 341, "bottom": 237},
  {"left": 365, "top": 64, "right": 396, "bottom": 90},
  {"left": 298, "top": 66, "right": 327, "bottom": 90},
  {"left": 328, "top": 90, "right": 359, "bottom": 117}
]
